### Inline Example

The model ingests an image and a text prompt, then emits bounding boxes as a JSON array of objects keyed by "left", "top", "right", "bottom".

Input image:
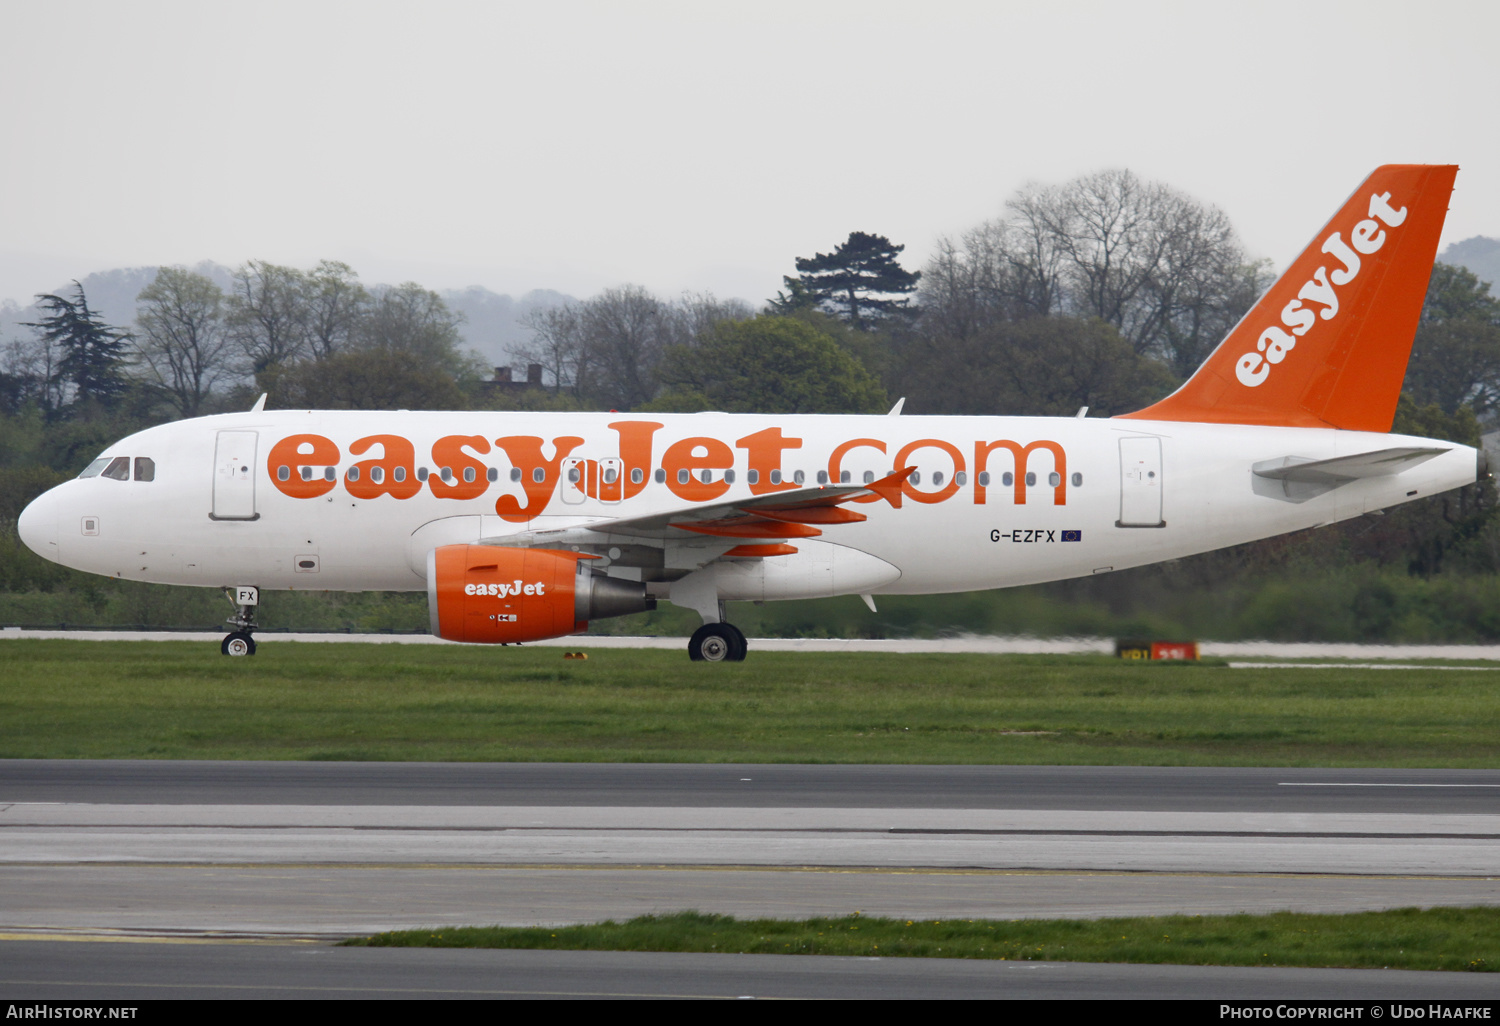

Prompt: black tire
[
  {"left": 723, "top": 622, "right": 748, "bottom": 661},
  {"left": 221, "top": 632, "right": 256, "bottom": 657},
  {"left": 688, "top": 623, "right": 740, "bottom": 663}
]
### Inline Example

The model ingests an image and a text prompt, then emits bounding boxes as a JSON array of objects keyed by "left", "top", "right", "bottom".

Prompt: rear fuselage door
[
  {"left": 1117, "top": 436, "right": 1164, "bottom": 527},
  {"left": 212, "top": 430, "right": 259, "bottom": 521}
]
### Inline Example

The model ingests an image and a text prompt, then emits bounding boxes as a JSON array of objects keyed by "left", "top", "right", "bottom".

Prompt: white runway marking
[
  {"left": 1279, "top": 783, "right": 1500, "bottom": 788},
  {"left": 1230, "top": 662, "right": 1500, "bottom": 670},
  {"left": 4, "top": 806, "right": 1498, "bottom": 875}
]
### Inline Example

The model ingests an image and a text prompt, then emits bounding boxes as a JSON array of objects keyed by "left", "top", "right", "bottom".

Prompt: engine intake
[{"left": 427, "top": 544, "right": 653, "bottom": 644}]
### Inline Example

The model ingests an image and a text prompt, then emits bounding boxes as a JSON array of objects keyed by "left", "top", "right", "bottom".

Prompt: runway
[
  {"left": 3, "top": 761, "right": 1497, "bottom": 998},
  {"left": 11, "top": 627, "right": 1500, "bottom": 661}
]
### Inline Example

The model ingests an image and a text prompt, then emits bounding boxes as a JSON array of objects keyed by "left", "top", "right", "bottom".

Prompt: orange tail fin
[{"left": 1119, "top": 164, "right": 1457, "bottom": 432}]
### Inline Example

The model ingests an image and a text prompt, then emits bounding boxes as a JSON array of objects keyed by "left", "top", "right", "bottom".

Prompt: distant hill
[
  {"left": 1440, "top": 236, "right": 1500, "bottom": 292},
  {"left": 0, "top": 265, "right": 571, "bottom": 370},
  {"left": 439, "top": 286, "right": 573, "bottom": 367}
]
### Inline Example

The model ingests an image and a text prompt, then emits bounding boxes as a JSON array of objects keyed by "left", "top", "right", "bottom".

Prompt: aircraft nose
[{"left": 18, "top": 487, "right": 62, "bottom": 563}]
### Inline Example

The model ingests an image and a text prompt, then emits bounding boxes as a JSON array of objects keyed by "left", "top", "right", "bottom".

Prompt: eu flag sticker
[{"left": 1061, "top": 530, "right": 1082, "bottom": 542}]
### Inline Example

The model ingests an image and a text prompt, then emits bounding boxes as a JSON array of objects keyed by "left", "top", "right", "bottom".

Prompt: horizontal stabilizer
[
  {"left": 1252, "top": 446, "right": 1448, "bottom": 482},
  {"left": 1251, "top": 446, "right": 1448, "bottom": 504}
]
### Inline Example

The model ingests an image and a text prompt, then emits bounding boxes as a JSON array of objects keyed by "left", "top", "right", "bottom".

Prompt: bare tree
[
  {"left": 673, "top": 290, "right": 754, "bottom": 347},
  {"left": 225, "top": 260, "right": 311, "bottom": 374},
  {"left": 304, "top": 260, "right": 368, "bottom": 360},
  {"left": 355, "top": 282, "right": 467, "bottom": 373},
  {"left": 135, "top": 267, "right": 235, "bottom": 417},
  {"left": 576, "top": 285, "right": 674, "bottom": 409},
  {"left": 517, "top": 303, "right": 585, "bottom": 392},
  {"left": 919, "top": 169, "right": 1264, "bottom": 377}
]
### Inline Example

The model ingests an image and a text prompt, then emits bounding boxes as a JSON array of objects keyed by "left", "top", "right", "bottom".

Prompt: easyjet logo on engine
[
  {"left": 1235, "top": 191, "right": 1408, "bottom": 388},
  {"left": 267, "top": 425, "right": 1073, "bottom": 516},
  {"left": 465, "top": 581, "right": 546, "bottom": 597}
]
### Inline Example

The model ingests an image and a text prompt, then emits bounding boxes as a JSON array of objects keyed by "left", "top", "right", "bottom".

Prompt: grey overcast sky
[{"left": 1, "top": 0, "right": 1496, "bottom": 306}]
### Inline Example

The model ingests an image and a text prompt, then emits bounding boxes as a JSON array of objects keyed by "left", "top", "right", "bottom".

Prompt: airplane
[{"left": 17, "top": 164, "right": 1481, "bottom": 661}]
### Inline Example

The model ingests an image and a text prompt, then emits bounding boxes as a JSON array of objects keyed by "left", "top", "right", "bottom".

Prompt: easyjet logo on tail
[{"left": 1235, "top": 191, "right": 1408, "bottom": 388}]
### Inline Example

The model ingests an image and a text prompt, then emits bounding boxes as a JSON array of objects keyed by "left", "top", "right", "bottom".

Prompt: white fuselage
[{"left": 18, "top": 410, "right": 1478, "bottom": 601}]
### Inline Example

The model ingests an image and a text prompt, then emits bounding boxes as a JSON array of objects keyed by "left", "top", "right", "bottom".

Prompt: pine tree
[
  {"left": 781, "top": 232, "right": 920, "bottom": 330},
  {"left": 23, "top": 282, "right": 133, "bottom": 413}
]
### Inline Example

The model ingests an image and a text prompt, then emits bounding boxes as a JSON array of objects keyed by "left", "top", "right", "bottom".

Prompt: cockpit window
[
  {"left": 134, "top": 457, "right": 155, "bottom": 482},
  {"left": 77, "top": 458, "right": 111, "bottom": 479},
  {"left": 100, "top": 457, "right": 131, "bottom": 481}
]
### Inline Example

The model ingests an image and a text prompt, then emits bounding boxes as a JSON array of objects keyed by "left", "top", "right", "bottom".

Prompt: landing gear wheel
[
  {"left": 723, "top": 622, "right": 747, "bottom": 661},
  {"left": 688, "top": 623, "right": 747, "bottom": 662},
  {"left": 221, "top": 632, "right": 256, "bottom": 657}
]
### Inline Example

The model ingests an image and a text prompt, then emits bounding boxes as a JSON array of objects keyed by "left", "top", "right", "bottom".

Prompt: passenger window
[
  {"left": 747, "top": 470, "right": 759, "bottom": 485},
  {"left": 1071, "top": 473, "right": 1083, "bottom": 487},
  {"left": 677, "top": 469, "right": 689, "bottom": 484},
  {"left": 724, "top": 469, "right": 735, "bottom": 484},
  {"left": 955, "top": 471, "right": 967, "bottom": 486},
  {"left": 863, "top": 471, "right": 874, "bottom": 484},
  {"left": 510, "top": 468, "right": 522, "bottom": 482},
  {"left": 463, "top": 467, "right": 476, "bottom": 483},
  {"left": 978, "top": 472, "right": 990, "bottom": 486},
  {"left": 532, "top": 468, "right": 545, "bottom": 483},
  {"left": 816, "top": 470, "right": 828, "bottom": 485},
  {"left": 133, "top": 457, "right": 155, "bottom": 482},
  {"left": 840, "top": 470, "right": 851, "bottom": 484},
  {"left": 1025, "top": 472, "right": 1036, "bottom": 486},
  {"left": 101, "top": 457, "right": 131, "bottom": 481},
  {"left": 630, "top": 468, "right": 644, "bottom": 484},
  {"left": 654, "top": 469, "right": 666, "bottom": 484},
  {"left": 77, "top": 458, "right": 111, "bottom": 479},
  {"left": 793, "top": 470, "right": 805, "bottom": 485},
  {"left": 324, "top": 467, "right": 336, "bottom": 481},
  {"left": 487, "top": 468, "right": 499, "bottom": 482},
  {"left": 277, "top": 465, "right": 291, "bottom": 481},
  {"left": 770, "top": 470, "right": 782, "bottom": 485},
  {"left": 1048, "top": 472, "right": 1061, "bottom": 487},
  {"left": 932, "top": 472, "right": 944, "bottom": 487},
  {"left": 1002, "top": 472, "right": 1013, "bottom": 487},
  {"left": 417, "top": 467, "right": 429, "bottom": 482}
]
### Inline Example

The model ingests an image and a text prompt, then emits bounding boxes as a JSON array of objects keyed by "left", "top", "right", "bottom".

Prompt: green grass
[
  {"left": 349, "top": 909, "right": 1498, "bottom": 972},
  {"left": 1, "top": 640, "right": 1498, "bottom": 764}
]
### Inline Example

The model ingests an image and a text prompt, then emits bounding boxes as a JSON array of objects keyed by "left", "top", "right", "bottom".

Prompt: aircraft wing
[{"left": 477, "top": 468, "right": 912, "bottom": 552}]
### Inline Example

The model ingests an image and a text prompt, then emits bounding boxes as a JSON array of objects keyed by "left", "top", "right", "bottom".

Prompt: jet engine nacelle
[{"left": 426, "top": 544, "right": 654, "bottom": 644}]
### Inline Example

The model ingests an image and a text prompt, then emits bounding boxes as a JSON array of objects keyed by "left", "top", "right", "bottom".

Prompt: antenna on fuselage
[{"left": 249, "top": 393, "right": 267, "bottom": 413}]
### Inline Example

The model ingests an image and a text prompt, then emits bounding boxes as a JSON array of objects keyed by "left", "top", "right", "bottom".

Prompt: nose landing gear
[
  {"left": 222, "top": 632, "right": 256, "bottom": 657},
  {"left": 221, "top": 585, "right": 260, "bottom": 657}
]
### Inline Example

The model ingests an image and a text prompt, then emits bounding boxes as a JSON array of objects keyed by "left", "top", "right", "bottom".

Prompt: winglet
[
  {"left": 865, "top": 466, "right": 915, "bottom": 509},
  {"left": 249, "top": 393, "right": 267, "bottom": 413},
  {"left": 1119, "top": 164, "right": 1458, "bottom": 432},
  {"left": 887, "top": 397, "right": 905, "bottom": 416}
]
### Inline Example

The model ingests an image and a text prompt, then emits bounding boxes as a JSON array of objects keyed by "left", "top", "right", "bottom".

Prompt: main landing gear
[
  {"left": 688, "top": 621, "right": 747, "bottom": 662},
  {"left": 221, "top": 586, "right": 260, "bottom": 657}
]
